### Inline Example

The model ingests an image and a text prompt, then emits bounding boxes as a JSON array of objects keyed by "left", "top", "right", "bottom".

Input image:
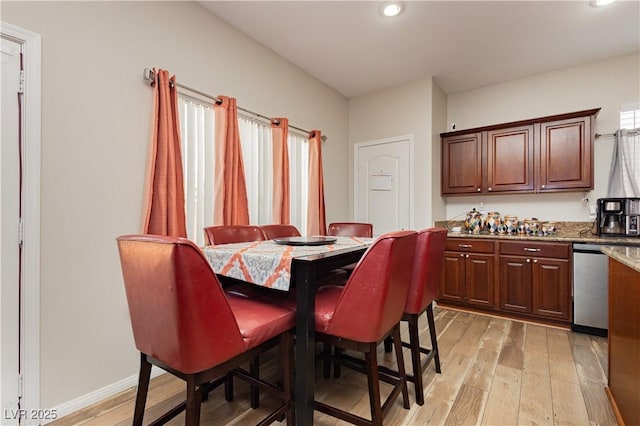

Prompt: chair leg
[
  {"left": 224, "top": 373, "right": 234, "bottom": 402},
  {"left": 133, "top": 354, "right": 152, "bottom": 426},
  {"left": 333, "top": 347, "right": 344, "bottom": 378},
  {"left": 185, "top": 376, "right": 202, "bottom": 426},
  {"left": 407, "top": 315, "right": 424, "bottom": 406},
  {"left": 426, "top": 303, "right": 441, "bottom": 373},
  {"left": 250, "top": 356, "right": 260, "bottom": 408},
  {"left": 392, "top": 325, "right": 410, "bottom": 409},
  {"left": 383, "top": 335, "right": 393, "bottom": 353},
  {"left": 323, "top": 343, "right": 332, "bottom": 379},
  {"left": 365, "top": 344, "right": 383, "bottom": 426},
  {"left": 282, "top": 331, "right": 294, "bottom": 426}
]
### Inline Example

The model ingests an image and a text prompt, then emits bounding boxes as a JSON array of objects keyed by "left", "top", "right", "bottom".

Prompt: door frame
[
  {"left": 1, "top": 21, "right": 41, "bottom": 417},
  {"left": 353, "top": 134, "right": 415, "bottom": 231}
]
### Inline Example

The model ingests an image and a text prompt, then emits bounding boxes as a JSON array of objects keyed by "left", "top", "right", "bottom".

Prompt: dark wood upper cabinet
[
  {"left": 487, "top": 125, "right": 535, "bottom": 193},
  {"left": 441, "top": 108, "right": 599, "bottom": 196},
  {"left": 441, "top": 132, "right": 483, "bottom": 194},
  {"left": 539, "top": 116, "right": 593, "bottom": 192}
]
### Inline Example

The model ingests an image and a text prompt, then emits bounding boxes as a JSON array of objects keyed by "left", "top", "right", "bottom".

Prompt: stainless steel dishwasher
[{"left": 572, "top": 243, "right": 609, "bottom": 336}]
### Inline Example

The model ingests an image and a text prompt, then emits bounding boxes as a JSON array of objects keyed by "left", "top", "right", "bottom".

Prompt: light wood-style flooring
[{"left": 52, "top": 306, "right": 617, "bottom": 425}]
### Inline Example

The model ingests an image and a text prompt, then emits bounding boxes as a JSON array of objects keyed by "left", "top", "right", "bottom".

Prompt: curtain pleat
[
  {"left": 306, "top": 130, "right": 326, "bottom": 235},
  {"left": 272, "top": 118, "right": 291, "bottom": 224},
  {"left": 608, "top": 128, "right": 640, "bottom": 197},
  {"left": 142, "top": 68, "right": 187, "bottom": 237},
  {"left": 214, "top": 96, "right": 250, "bottom": 225}
]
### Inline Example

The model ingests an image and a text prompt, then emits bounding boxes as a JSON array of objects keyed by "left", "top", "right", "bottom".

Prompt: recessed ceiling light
[
  {"left": 380, "top": 1, "right": 403, "bottom": 17},
  {"left": 589, "top": 0, "right": 617, "bottom": 7}
]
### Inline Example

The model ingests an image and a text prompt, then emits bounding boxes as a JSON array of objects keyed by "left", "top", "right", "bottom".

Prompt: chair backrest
[
  {"left": 327, "top": 222, "right": 373, "bottom": 238},
  {"left": 323, "top": 230, "right": 417, "bottom": 342},
  {"left": 203, "top": 225, "right": 266, "bottom": 245},
  {"left": 117, "top": 234, "right": 245, "bottom": 374},
  {"left": 260, "top": 224, "right": 301, "bottom": 239},
  {"left": 404, "top": 227, "right": 448, "bottom": 315}
]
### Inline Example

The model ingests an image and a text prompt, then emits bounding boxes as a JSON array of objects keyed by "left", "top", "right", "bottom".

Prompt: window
[
  {"left": 620, "top": 104, "right": 640, "bottom": 129},
  {"left": 608, "top": 104, "right": 640, "bottom": 197},
  {"left": 238, "top": 114, "right": 274, "bottom": 225},
  {"left": 178, "top": 95, "right": 215, "bottom": 246},
  {"left": 178, "top": 94, "right": 310, "bottom": 244}
]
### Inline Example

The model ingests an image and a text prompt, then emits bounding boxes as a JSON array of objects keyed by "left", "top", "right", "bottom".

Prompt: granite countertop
[
  {"left": 602, "top": 246, "right": 640, "bottom": 272},
  {"left": 434, "top": 220, "right": 640, "bottom": 246}
]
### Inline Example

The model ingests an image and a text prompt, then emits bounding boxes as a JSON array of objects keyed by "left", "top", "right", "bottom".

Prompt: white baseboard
[{"left": 44, "top": 367, "right": 164, "bottom": 425}]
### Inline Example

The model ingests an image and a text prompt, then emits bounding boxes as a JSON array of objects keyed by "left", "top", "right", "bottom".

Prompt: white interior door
[
  {"left": 1, "top": 35, "right": 22, "bottom": 417},
  {"left": 354, "top": 136, "right": 413, "bottom": 235}
]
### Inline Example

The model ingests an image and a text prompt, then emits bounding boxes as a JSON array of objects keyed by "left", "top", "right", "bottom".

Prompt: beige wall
[
  {"left": 2, "top": 1, "right": 349, "bottom": 409},
  {"left": 445, "top": 53, "right": 640, "bottom": 222},
  {"left": 348, "top": 78, "right": 445, "bottom": 229}
]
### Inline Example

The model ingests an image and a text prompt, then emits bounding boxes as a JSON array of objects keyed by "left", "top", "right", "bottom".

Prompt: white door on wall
[
  {"left": 354, "top": 136, "right": 413, "bottom": 235},
  {"left": 1, "top": 35, "right": 22, "bottom": 417}
]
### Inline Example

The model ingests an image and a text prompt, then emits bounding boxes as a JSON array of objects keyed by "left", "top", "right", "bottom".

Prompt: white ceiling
[{"left": 199, "top": 1, "right": 640, "bottom": 98}]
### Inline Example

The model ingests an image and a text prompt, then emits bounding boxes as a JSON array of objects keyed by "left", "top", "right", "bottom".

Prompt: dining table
[{"left": 203, "top": 235, "right": 373, "bottom": 425}]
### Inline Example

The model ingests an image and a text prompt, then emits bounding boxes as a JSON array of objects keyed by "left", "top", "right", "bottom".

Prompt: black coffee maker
[{"left": 597, "top": 198, "right": 628, "bottom": 236}]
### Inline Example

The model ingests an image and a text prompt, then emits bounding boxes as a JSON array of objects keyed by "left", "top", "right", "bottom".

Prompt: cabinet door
[
  {"left": 532, "top": 258, "right": 570, "bottom": 320},
  {"left": 442, "top": 133, "right": 483, "bottom": 194},
  {"left": 440, "top": 251, "right": 466, "bottom": 302},
  {"left": 466, "top": 253, "right": 496, "bottom": 308},
  {"left": 499, "top": 256, "right": 532, "bottom": 313},
  {"left": 539, "top": 116, "right": 593, "bottom": 191},
  {"left": 487, "top": 125, "right": 534, "bottom": 193}
]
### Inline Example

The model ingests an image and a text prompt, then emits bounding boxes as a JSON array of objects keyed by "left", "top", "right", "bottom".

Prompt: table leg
[{"left": 294, "top": 263, "right": 316, "bottom": 425}]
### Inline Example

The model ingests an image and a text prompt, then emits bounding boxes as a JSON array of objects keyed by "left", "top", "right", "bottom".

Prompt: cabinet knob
[
  {"left": 465, "top": 254, "right": 470, "bottom": 258},
  {"left": 533, "top": 259, "right": 538, "bottom": 263},
  {"left": 488, "top": 187, "right": 492, "bottom": 191},
  {"left": 541, "top": 184, "right": 546, "bottom": 189},
  {"left": 476, "top": 188, "right": 481, "bottom": 192},
  {"left": 460, "top": 253, "right": 465, "bottom": 257},
  {"left": 526, "top": 259, "right": 531, "bottom": 263}
]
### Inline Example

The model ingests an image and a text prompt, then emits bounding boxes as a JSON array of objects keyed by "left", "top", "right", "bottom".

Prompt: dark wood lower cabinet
[
  {"left": 532, "top": 258, "right": 569, "bottom": 319},
  {"left": 500, "top": 256, "right": 532, "bottom": 314},
  {"left": 440, "top": 238, "right": 496, "bottom": 309},
  {"left": 440, "top": 237, "right": 572, "bottom": 325}
]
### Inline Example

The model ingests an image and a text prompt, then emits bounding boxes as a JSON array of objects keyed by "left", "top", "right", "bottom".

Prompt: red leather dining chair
[
  {"left": 259, "top": 224, "right": 301, "bottom": 239},
  {"left": 116, "top": 234, "right": 294, "bottom": 426},
  {"left": 327, "top": 222, "right": 373, "bottom": 238},
  {"left": 313, "top": 230, "right": 417, "bottom": 425},
  {"left": 384, "top": 227, "right": 447, "bottom": 406},
  {"left": 327, "top": 222, "right": 374, "bottom": 277},
  {"left": 203, "top": 225, "right": 266, "bottom": 245},
  {"left": 202, "top": 224, "right": 282, "bottom": 410}
]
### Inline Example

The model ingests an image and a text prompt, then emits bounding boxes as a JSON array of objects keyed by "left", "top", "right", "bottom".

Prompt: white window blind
[
  {"left": 178, "top": 95, "right": 215, "bottom": 246},
  {"left": 620, "top": 104, "right": 640, "bottom": 129},
  {"left": 238, "top": 115, "right": 273, "bottom": 225},
  {"left": 608, "top": 105, "right": 640, "bottom": 197},
  {"left": 288, "top": 132, "right": 309, "bottom": 236},
  {"left": 178, "top": 93, "right": 310, "bottom": 243}
]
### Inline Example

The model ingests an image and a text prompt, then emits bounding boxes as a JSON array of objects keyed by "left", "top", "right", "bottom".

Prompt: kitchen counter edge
[{"left": 601, "top": 246, "right": 640, "bottom": 272}]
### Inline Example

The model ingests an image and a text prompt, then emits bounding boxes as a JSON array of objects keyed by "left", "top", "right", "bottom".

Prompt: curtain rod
[
  {"left": 143, "top": 68, "right": 327, "bottom": 142},
  {"left": 596, "top": 128, "right": 640, "bottom": 138}
]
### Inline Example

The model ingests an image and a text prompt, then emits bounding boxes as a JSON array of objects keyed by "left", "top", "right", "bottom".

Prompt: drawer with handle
[
  {"left": 445, "top": 238, "right": 495, "bottom": 253},
  {"left": 499, "top": 241, "right": 569, "bottom": 258}
]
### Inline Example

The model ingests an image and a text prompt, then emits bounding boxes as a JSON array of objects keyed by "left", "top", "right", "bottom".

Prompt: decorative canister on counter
[
  {"left": 524, "top": 218, "right": 540, "bottom": 235},
  {"left": 464, "top": 208, "right": 484, "bottom": 234},
  {"left": 484, "top": 212, "right": 502, "bottom": 234},
  {"left": 542, "top": 221, "right": 558, "bottom": 235},
  {"left": 503, "top": 215, "right": 519, "bottom": 235}
]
